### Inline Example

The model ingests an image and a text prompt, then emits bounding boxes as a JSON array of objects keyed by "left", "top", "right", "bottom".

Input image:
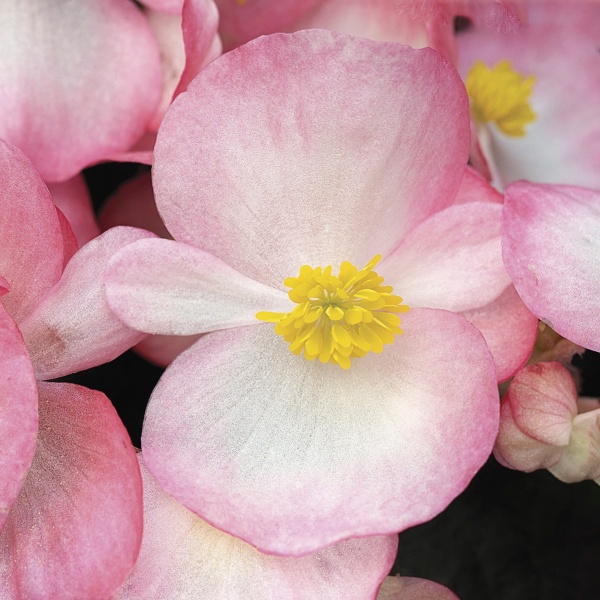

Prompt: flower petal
[
  {"left": 116, "top": 455, "right": 396, "bottom": 599},
  {"left": 19, "top": 227, "right": 155, "bottom": 380},
  {"left": 502, "top": 181, "right": 600, "bottom": 351},
  {"left": 0, "top": 140, "right": 64, "bottom": 324},
  {"left": 377, "top": 575, "right": 460, "bottom": 600},
  {"left": 0, "top": 382, "right": 142, "bottom": 599},
  {"left": 380, "top": 201, "right": 510, "bottom": 313},
  {"left": 153, "top": 30, "right": 470, "bottom": 288},
  {"left": 105, "top": 238, "right": 290, "bottom": 335},
  {"left": 142, "top": 309, "right": 498, "bottom": 555},
  {"left": 461, "top": 285, "right": 538, "bottom": 383},
  {"left": 0, "top": 305, "right": 37, "bottom": 533},
  {"left": 0, "top": 0, "right": 162, "bottom": 182},
  {"left": 47, "top": 175, "right": 100, "bottom": 247}
]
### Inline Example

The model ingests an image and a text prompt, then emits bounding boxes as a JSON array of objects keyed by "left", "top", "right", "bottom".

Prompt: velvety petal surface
[
  {"left": 377, "top": 576, "right": 460, "bottom": 600},
  {"left": 0, "top": 140, "right": 64, "bottom": 324},
  {"left": 0, "top": 305, "right": 37, "bottom": 533},
  {"left": 502, "top": 182, "right": 600, "bottom": 351},
  {"left": 142, "top": 308, "right": 499, "bottom": 555},
  {"left": 116, "top": 455, "right": 396, "bottom": 600},
  {"left": 380, "top": 202, "right": 510, "bottom": 313},
  {"left": 461, "top": 285, "right": 537, "bottom": 383},
  {"left": 105, "top": 238, "right": 291, "bottom": 335},
  {"left": 0, "top": 0, "right": 162, "bottom": 182},
  {"left": 0, "top": 382, "right": 142, "bottom": 599},
  {"left": 134, "top": 333, "right": 201, "bottom": 368},
  {"left": 47, "top": 175, "right": 100, "bottom": 247},
  {"left": 19, "top": 227, "right": 154, "bottom": 380},
  {"left": 458, "top": 3, "right": 600, "bottom": 189},
  {"left": 153, "top": 31, "right": 470, "bottom": 289}
]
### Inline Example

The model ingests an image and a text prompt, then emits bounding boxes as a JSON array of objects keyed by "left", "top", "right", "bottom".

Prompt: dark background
[{"left": 61, "top": 162, "right": 600, "bottom": 600}]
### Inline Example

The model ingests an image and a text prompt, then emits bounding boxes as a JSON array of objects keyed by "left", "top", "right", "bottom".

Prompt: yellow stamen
[
  {"left": 466, "top": 60, "right": 536, "bottom": 137},
  {"left": 256, "top": 255, "right": 409, "bottom": 369}
]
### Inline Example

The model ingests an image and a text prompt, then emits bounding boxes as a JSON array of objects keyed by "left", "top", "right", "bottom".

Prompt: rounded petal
[
  {"left": 380, "top": 202, "right": 510, "bottom": 313},
  {"left": 0, "top": 305, "right": 38, "bottom": 533},
  {"left": 0, "top": 140, "right": 64, "bottom": 324},
  {"left": 153, "top": 30, "right": 470, "bottom": 289},
  {"left": 452, "top": 165, "right": 502, "bottom": 206},
  {"left": 142, "top": 308, "right": 499, "bottom": 555},
  {"left": 0, "top": 382, "right": 142, "bottom": 599},
  {"left": 105, "top": 238, "right": 291, "bottom": 335},
  {"left": 461, "top": 285, "right": 538, "bottom": 383},
  {"left": 19, "top": 227, "right": 155, "bottom": 380},
  {"left": 377, "top": 576, "right": 460, "bottom": 600},
  {"left": 457, "top": 3, "right": 600, "bottom": 188},
  {"left": 134, "top": 333, "right": 201, "bottom": 367},
  {"left": 0, "top": 0, "right": 162, "bottom": 182},
  {"left": 502, "top": 181, "right": 600, "bottom": 351},
  {"left": 47, "top": 175, "right": 100, "bottom": 247},
  {"left": 116, "top": 455, "right": 396, "bottom": 600}
]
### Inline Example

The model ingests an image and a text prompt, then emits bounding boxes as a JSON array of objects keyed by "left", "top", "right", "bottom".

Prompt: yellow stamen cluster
[
  {"left": 466, "top": 59, "right": 536, "bottom": 137},
  {"left": 256, "top": 255, "right": 409, "bottom": 369}
]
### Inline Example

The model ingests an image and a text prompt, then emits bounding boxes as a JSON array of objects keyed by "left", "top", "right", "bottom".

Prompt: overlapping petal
[
  {"left": 105, "top": 237, "right": 290, "bottom": 335},
  {"left": 19, "top": 227, "right": 154, "bottom": 380},
  {"left": 0, "top": 140, "right": 64, "bottom": 323},
  {"left": 502, "top": 182, "right": 600, "bottom": 351},
  {"left": 0, "top": 0, "right": 162, "bottom": 182},
  {"left": 142, "top": 309, "right": 498, "bottom": 555},
  {"left": 116, "top": 455, "right": 396, "bottom": 599},
  {"left": 153, "top": 31, "right": 470, "bottom": 289},
  {"left": 0, "top": 305, "right": 37, "bottom": 533},
  {"left": 377, "top": 575, "right": 460, "bottom": 600},
  {"left": 0, "top": 382, "right": 142, "bottom": 599},
  {"left": 380, "top": 201, "right": 510, "bottom": 313}
]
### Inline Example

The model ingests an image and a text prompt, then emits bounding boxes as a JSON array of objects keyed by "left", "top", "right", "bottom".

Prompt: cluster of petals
[
  {"left": 104, "top": 30, "right": 541, "bottom": 559},
  {"left": 0, "top": 140, "right": 153, "bottom": 597}
]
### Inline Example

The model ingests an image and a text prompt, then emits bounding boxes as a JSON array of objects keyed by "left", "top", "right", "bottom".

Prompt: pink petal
[
  {"left": 502, "top": 181, "right": 600, "bottom": 351},
  {"left": 0, "top": 382, "right": 142, "bottom": 599},
  {"left": 47, "top": 175, "right": 100, "bottom": 247},
  {"left": 19, "top": 227, "right": 155, "bottom": 380},
  {"left": 99, "top": 172, "right": 171, "bottom": 238},
  {"left": 457, "top": 3, "right": 600, "bottom": 189},
  {"left": 116, "top": 455, "right": 396, "bottom": 599},
  {"left": 142, "top": 309, "right": 498, "bottom": 555},
  {"left": 105, "top": 238, "right": 291, "bottom": 335},
  {"left": 134, "top": 334, "right": 201, "bottom": 368},
  {"left": 53, "top": 206, "right": 79, "bottom": 268},
  {"left": 494, "top": 362, "right": 577, "bottom": 472},
  {"left": 0, "top": 0, "right": 162, "bottom": 182},
  {"left": 139, "top": 0, "right": 184, "bottom": 14},
  {"left": 377, "top": 576, "right": 460, "bottom": 600},
  {"left": 380, "top": 202, "right": 510, "bottom": 313},
  {"left": 0, "top": 140, "right": 64, "bottom": 324},
  {"left": 0, "top": 305, "right": 38, "bottom": 533},
  {"left": 154, "top": 31, "right": 469, "bottom": 289},
  {"left": 294, "top": 0, "right": 456, "bottom": 63},
  {"left": 461, "top": 285, "right": 538, "bottom": 383},
  {"left": 215, "top": 0, "right": 320, "bottom": 50},
  {"left": 453, "top": 166, "right": 502, "bottom": 206}
]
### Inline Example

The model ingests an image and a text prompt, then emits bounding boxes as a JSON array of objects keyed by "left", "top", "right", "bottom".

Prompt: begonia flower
[
  {"left": 495, "top": 362, "right": 600, "bottom": 486},
  {"left": 0, "top": 139, "right": 154, "bottom": 596},
  {"left": 502, "top": 181, "right": 600, "bottom": 353},
  {"left": 115, "top": 454, "right": 397, "bottom": 599},
  {"left": 457, "top": 2, "right": 600, "bottom": 189},
  {"left": 105, "top": 31, "right": 508, "bottom": 556}
]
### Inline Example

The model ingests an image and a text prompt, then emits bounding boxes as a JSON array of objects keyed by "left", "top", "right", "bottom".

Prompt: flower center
[
  {"left": 466, "top": 60, "right": 536, "bottom": 137},
  {"left": 256, "top": 255, "right": 409, "bottom": 369}
]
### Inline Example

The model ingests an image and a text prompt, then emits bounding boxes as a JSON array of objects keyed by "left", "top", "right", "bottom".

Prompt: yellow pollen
[
  {"left": 256, "top": 255, "right": 409, "bottom": 369},
  {"left": 466, "top": 60, "right": 536, "bottom": 137}
]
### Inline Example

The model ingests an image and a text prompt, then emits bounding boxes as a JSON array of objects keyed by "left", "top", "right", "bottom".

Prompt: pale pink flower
[
  {"left": 105, "top": 31, "right": 513, "bottom": 556},
  {"left": 377, "top": 575, "right": 460, "bottom": 600}
]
